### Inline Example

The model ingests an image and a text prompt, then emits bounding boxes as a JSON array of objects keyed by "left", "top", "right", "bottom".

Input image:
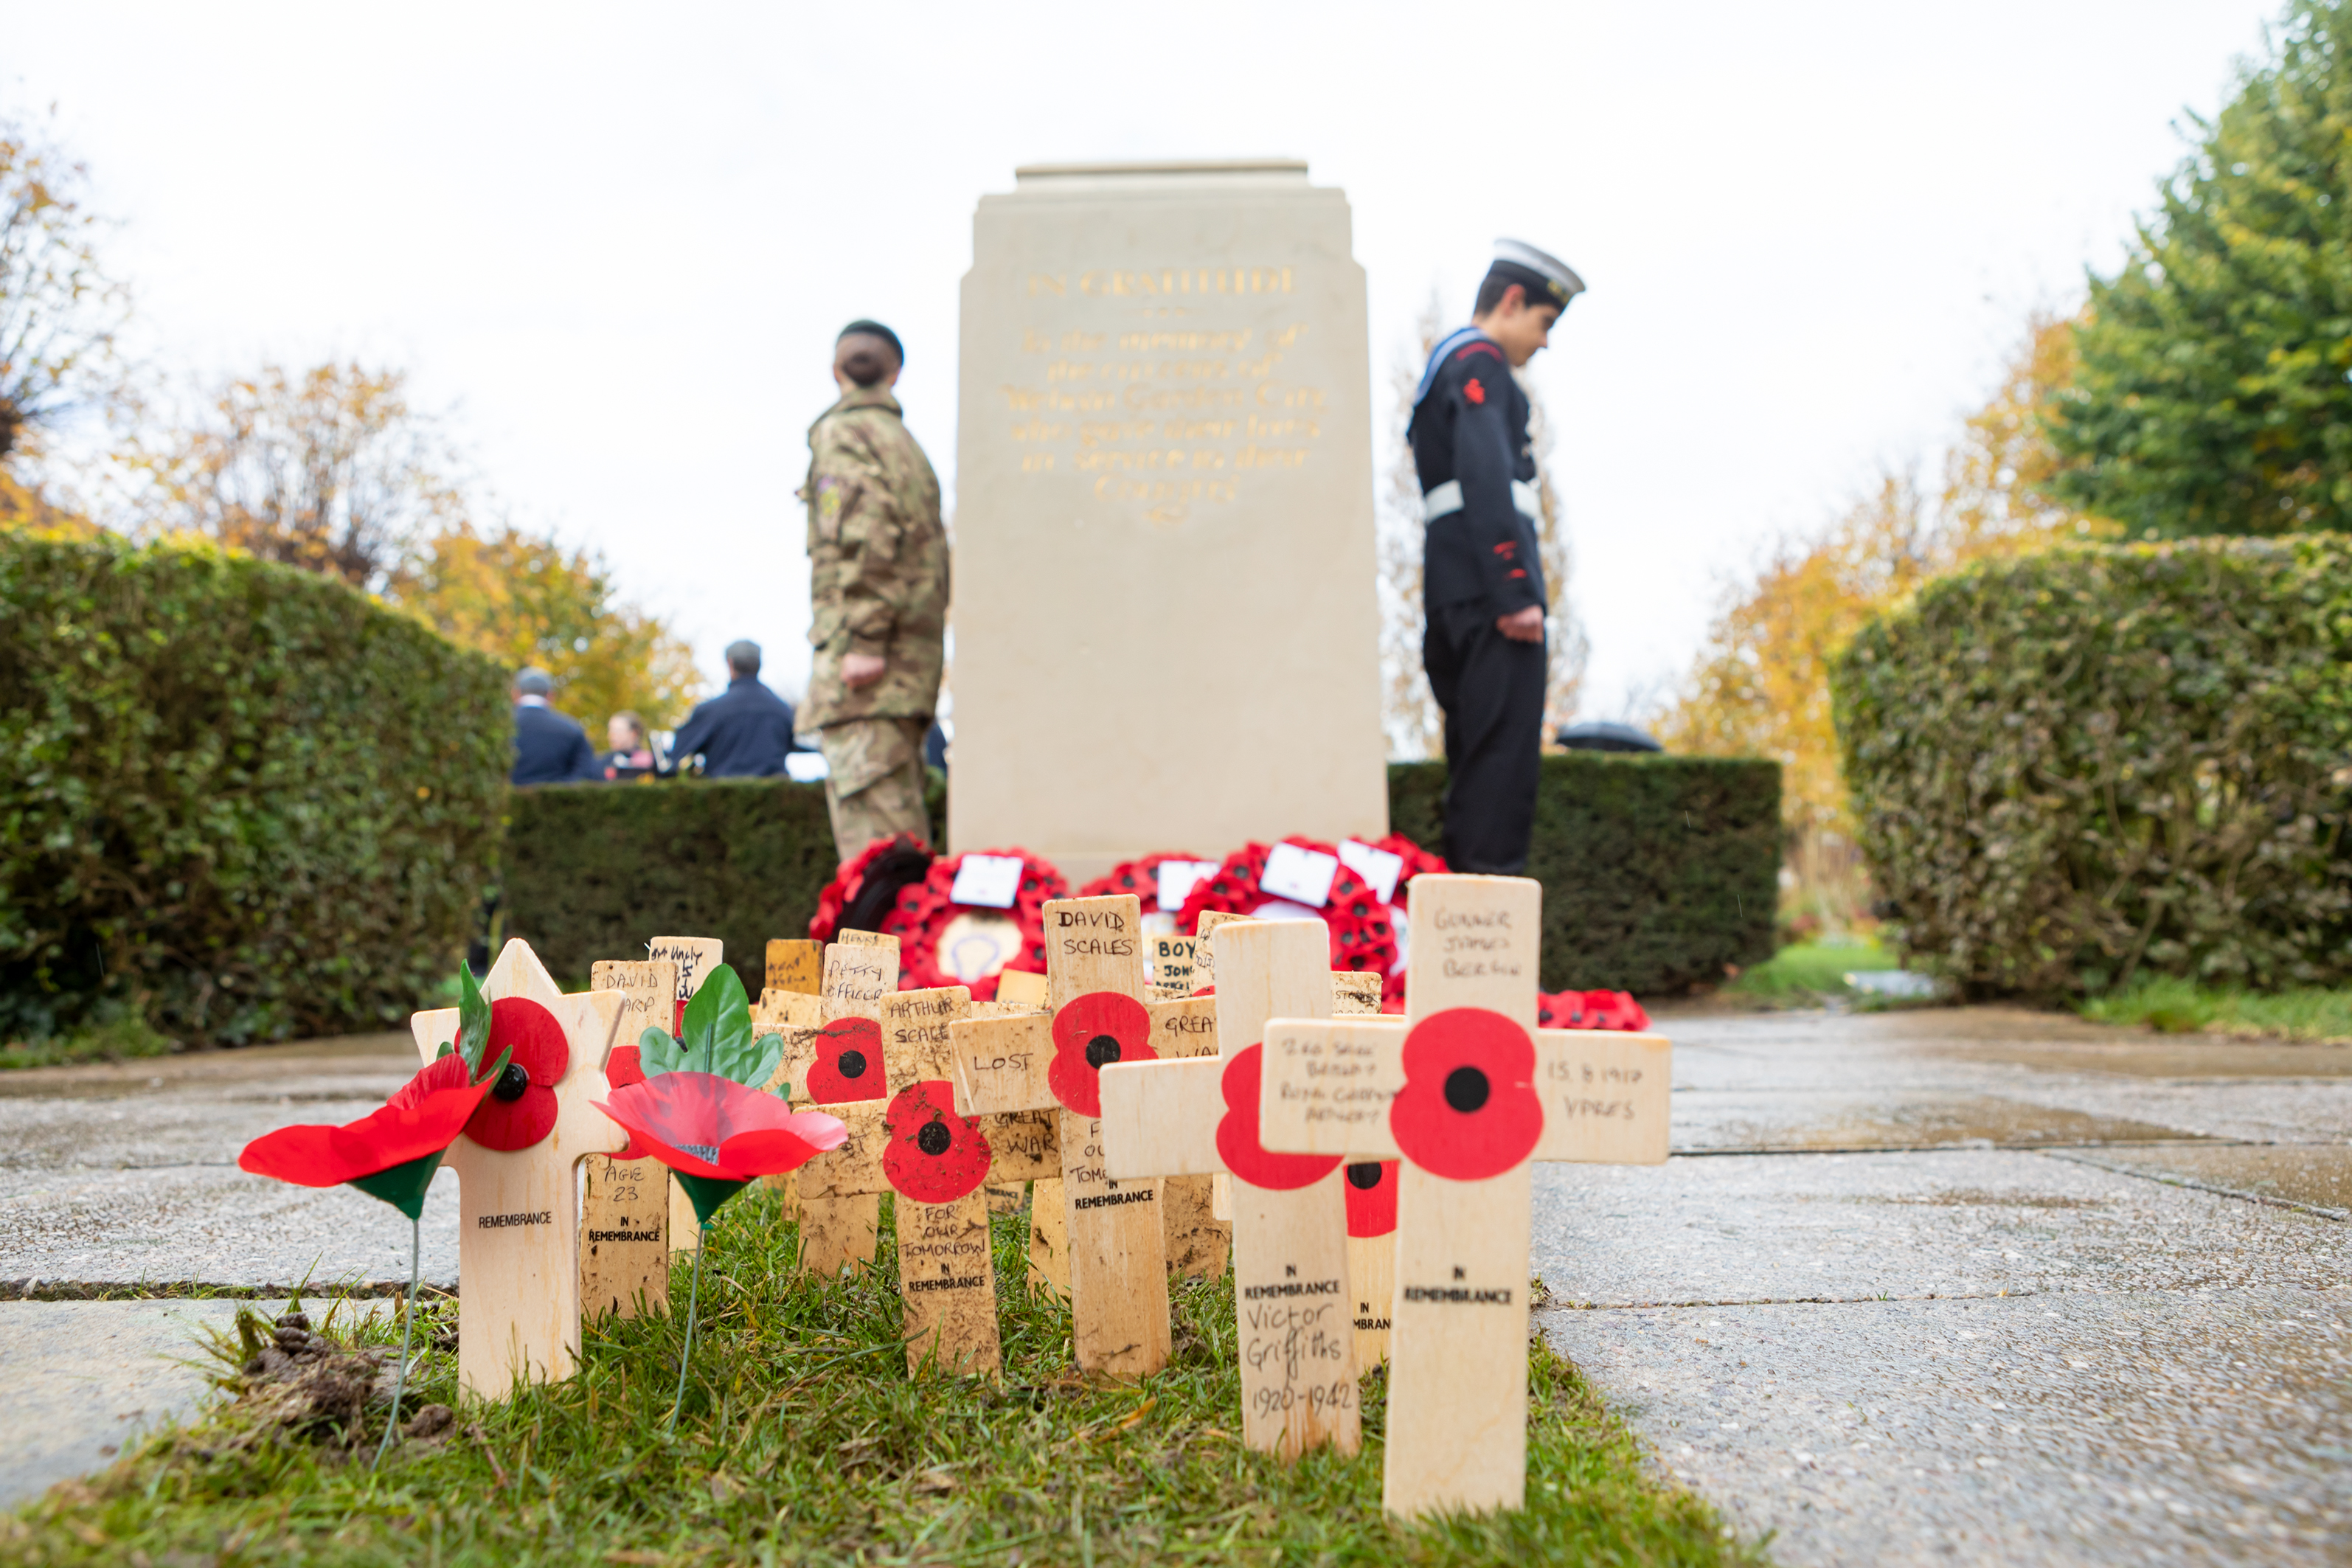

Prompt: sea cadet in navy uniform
[{"left": 1408, "top": 239, "right": 1585, "bottom": 873}]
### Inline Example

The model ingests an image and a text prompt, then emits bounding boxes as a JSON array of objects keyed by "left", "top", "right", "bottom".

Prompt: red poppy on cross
[{"left": 1252, "top": 875, "right": 1673, "bottom": 1518}]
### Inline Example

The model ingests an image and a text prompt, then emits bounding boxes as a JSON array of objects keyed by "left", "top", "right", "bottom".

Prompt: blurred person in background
[
  {"left": 665, "top": 639, "right": 800, "bottom": 778},
  {"left": 603, "top": 711, "right": 657, "bottom": 782},
  {"left": 510, "top": 665, "right": 601, "bottom": 785}
]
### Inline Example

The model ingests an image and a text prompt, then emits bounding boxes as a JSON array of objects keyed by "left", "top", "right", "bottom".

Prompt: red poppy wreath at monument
[
  {"left": 1173, "top": 836, "right": 1409, "bottom": 990},
  {"left": 1078, "top": 850, "right": 1213, "bottom": 905},
  {"left": 882, "top": 847, "right": 1066, "bottom": 997},
  {"left": 811, "top": 834, "right": 928, "bottom": 944}
]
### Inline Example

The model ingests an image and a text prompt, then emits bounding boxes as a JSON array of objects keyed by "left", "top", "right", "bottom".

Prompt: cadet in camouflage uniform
[{"left": 797, "top": 319, "right": 951, "bottom": 865}]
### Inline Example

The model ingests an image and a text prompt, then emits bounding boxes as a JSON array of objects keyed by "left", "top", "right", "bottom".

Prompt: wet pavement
[
  {"left": 0, "top": 1034, "right": 454, "bottom": 1293},
  {"left": 1538, "top": 1004, "right": 2352, "bottom": 1565}
]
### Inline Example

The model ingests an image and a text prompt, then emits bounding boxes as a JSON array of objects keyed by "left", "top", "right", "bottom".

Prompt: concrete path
[
  {"left": 0, "top": 1298, "right": 286, "bottom": 1508},
  {"left": 1539, "top": 1005, "right": 2352, "bottom": 1565}
]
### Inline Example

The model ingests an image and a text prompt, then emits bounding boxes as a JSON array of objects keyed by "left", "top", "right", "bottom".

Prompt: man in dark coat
[
  {"left": 510, "top": 666, "right": 602, "bottom": 786},
  {"left": 1408, "top": 238, "right": 1585, "bottom": 873},
  {"left": 667, "top": 639, "right": 801, "bottom": 778}
]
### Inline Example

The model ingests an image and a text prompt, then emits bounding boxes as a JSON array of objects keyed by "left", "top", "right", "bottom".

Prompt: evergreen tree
[{"left": 2050, "top": 0, "right": 2352, "bottom": 535}]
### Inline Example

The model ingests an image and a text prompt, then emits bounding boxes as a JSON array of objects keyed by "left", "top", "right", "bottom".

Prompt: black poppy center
[
  {"left": 837, "top": 1049, "right": 869, "bottom": 1080},
  {"left": 1347, "top": 1162, "right": 1384, "bottom": 1190},
  {"left": 1442, "top": 1066, "right": 1490, "bottom": 1114},
  {"left": 915, "top": 1121, "right": 954, "bottom": 1157},
  {"left": 493, "top": 1062, "right": 531, "bottom": 1103},
  {"left": 1084, "top": 1034, "right": 1123, "bottom": 1069}
]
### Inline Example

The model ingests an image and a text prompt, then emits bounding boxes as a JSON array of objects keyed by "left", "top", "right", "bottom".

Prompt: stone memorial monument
[{"left": 952, "top": 160, "right": 1387, "bottom": 884}]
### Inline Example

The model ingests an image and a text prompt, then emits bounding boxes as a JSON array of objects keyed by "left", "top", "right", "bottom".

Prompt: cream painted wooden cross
[
  {"left": 1254, "top": 874, "right": 1673, "bottom": 1518},
  {"left": 408, "top": 938, "right": 630, "bottom": 1398},
  {"left": 578, "top": 958, "right": 678, "bottom": 1320},
  {"left": 950, "top": 893, "right": 1201, "bottom": 1377},
  {"left": 1099, "top": 918, "right": 1359, "bottom": 1458}
]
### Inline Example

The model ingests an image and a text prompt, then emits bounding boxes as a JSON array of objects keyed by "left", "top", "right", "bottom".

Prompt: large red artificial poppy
[
  {"left": 1214, "top": 1044, "right": 1342, "bottom": 1190},
  {"left": 594, "top": 1072, "right": 847, "bottom": 1182},
  {"left": 1047, "top": 991, "right": 1156, "bottom": 1117},
  {"left": 1343, "top": 1159, "right": 1399, "bottom": 1238},
  {"left": 239, "top": 1052, "right": 496, "bottom": 1214},
  {"left": 803, "top": 1016, "right": 886, "bottom": 1103},
  {"left": 1389, "top": 1007, "right": 1544, "bottom": 1182},
  {"left": 462, "top": 996, "right": 572, "bottom": 1151},
  {"left": 881, "top": 1079, "right": 993, "bottom": 1203},
  {"left": 1537, "top": 989, "right": 1651, "bottom": 1032}
]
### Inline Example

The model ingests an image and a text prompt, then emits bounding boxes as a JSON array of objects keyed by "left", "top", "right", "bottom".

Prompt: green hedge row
[
  {"left": 1832, "top": 535, "right": 2352, "bottom": 997},
  {"left": 0, "top": 533, "right": 509, "bottom": 1044},
  {"left": 505, "top": 755, "right": 1780, "bottom": 999}
]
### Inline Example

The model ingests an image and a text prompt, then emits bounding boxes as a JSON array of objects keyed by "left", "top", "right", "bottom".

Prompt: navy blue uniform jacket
[
  {"left": 512, "top": 704, "right": 602, "bottom": 785},
  {"left": 670, "top": 677, "right": 800, "bottom": 778},
  {"left": 1407, "top": 333, "right": 1545, "bottom": 618}
]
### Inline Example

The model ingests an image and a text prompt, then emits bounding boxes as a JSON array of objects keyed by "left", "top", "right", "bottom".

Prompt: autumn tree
[
  {"left": 0, "top": 106, "right": 125, "bottom": 524},
  {"left": 1657, "top": 315, "right": 2108, "bottom": 931},
  {"left": 116, "top": 361, "right": 465, "bottom": 589},
  {"left": 385, "top": 524, "right": 701, "bottom": 729},
  {"left": 1376, "top": 294, "right": 1586, "bottom": 759},
  {"left": 2050, "top": 0, "right": 2352, "bottom": 535}
]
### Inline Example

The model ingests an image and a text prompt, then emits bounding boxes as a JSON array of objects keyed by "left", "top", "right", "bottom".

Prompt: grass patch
[
  {"left": 1722, "top": 939, "right": 1889, "bottom": 1006},
  {"left": 0, "top": 1002, "right": 176, "bottom": 1071},
  {"left": 2078, "top": 974, "right": 2352, "bottom": 1044},
  {"left": 4, "top": 1189, "right": 1756, "bottom": 1566}
]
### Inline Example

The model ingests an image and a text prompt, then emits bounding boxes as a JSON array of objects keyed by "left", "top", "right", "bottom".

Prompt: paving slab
[
  {"left": 0, "top": 1298, "right": 291, "bottom": 1508},
  {"left": 1544, "top": 1289, "right": 2352, "bottom": 1566},
  {"left": 1535, "top": 1148, "right": 2350, "bottom": 1308},
  {"left": 2067, "top": 1145, "right": 2352, "bottom": 1221},
  {"left": 1668, "top": 1090, "right": 2216, "bottom": 1154}
]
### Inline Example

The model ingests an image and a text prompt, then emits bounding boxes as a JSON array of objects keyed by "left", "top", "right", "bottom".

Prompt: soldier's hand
[
  {"left": 842, "top": 652, "right": 888, "bottom": 688},
  {"left": 1495, "top": 605, "right": 1546, "bottom": 643}
]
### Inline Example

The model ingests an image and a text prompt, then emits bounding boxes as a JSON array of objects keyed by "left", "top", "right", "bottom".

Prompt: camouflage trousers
[{"left": 816, "top": 715, "right": 932, "bottom": 865}]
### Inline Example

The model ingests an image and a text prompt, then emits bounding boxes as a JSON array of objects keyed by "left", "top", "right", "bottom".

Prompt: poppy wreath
[
  {"left": 883, "top": 846, "right": 1067, "bottom": 999},
  {"left": 1343, "top": 1159, "right": 1400, "bottom": 1238},
  {"left": 811, "top": 833, "right": 931, "bottom": 943},
  {"left": 1388, "top": 1007, "right": 1544, "bottom": 1182},
  {"left": 1047, "top": 990, "right": 1156, "bottom": 1117},
  {"left": 1537, "top": 989, "right": 1652, "bottom": 1032},
  {"left": 1173, "top": 837, "right": 1398, "bottom": 982},
  {"left": 1214, "top": 1044, "right": 1342, "bottom": 1190},
  {"left": 1078, "top": 851, "right": 1211, "bottom": 907},
  {"left": 1360, "top": 831, "right": 1448, "bottom": 1011},
  {"left": 881, "top": 1079, "right": 993, "bottom": 1204}
]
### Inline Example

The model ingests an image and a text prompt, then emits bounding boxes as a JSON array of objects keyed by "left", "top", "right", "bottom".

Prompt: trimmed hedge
[
  {"left": 1392, "top": 754, "right": 1780, "bottom": 993},
  {"left": 506, "top": 756, "right": 1779, "bottom": 999},
  {"left": 0, "top": 533, "right": 508, "bottom": 1044},
  {"left": 1831, "top": 535, "right": 2352, "bottom": 998}
]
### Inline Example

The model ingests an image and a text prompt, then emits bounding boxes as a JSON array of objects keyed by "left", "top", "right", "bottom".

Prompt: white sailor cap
[{"left": 1488, "top": 238, "right": 1586, "bottom": 308}]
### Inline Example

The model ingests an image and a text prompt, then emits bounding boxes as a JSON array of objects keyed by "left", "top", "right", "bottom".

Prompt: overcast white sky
[{"left": 6, "top": 0, "right": 2280, "bottom": 724}]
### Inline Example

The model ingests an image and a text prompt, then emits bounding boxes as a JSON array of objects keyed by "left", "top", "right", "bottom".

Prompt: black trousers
[{"left": 1423, "top": 598, "right": 1546, "bottom": 875}]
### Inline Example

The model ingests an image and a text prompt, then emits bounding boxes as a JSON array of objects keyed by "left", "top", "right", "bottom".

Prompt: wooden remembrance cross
[
  {"left": 1253, "top": 874, "right": 1673, "bottom": 1517},
  {"left": 1099, "top": 917, "right": 1359, "bottom": 1458},
  {"left": 951, "top": 893, "right": 1205, "bottom": 1376},
  {"left": 409, "top": 938, "right": 630, "bottom": 1398},
  {"left": 579, "top": 958, "right": 679, "bottom": 1319}
]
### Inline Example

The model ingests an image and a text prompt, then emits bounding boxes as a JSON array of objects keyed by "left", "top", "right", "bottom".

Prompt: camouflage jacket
[{"left": 797, "top": 386, "right": 950, "bottom": 731}]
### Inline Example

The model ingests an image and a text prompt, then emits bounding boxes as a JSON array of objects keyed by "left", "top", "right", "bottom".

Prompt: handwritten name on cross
[
  {"left": 1255, "top": 874, "right": 1673, "bottom": 1518},
  {"left": 579, "top": 959, "right": 678, "bottom": 1319},
  {"left": 951, "top": 894, "right": 1189, "bottom": 1377},
  {"left": 647, "top": 935, "right": 726, "bottom": 1253},
  {"left": 1100, "top": 918, "right": 1360, "bottom": 1457},
  {"left": 409, "top": 938, "right": 629, "bottom": 1398}
]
